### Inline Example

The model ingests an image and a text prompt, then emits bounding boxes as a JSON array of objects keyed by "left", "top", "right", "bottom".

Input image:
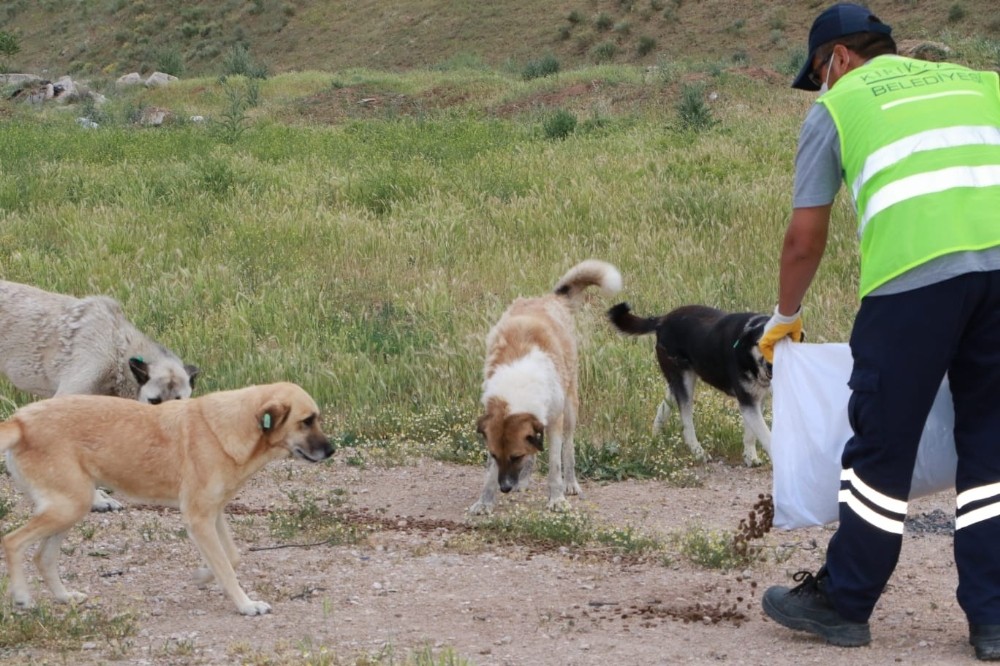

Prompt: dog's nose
[{"left": 499, "top": 480, "right": 514, "bottom": 493}]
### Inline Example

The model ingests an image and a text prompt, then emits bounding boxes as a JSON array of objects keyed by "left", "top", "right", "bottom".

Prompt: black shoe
[
  {"left": 970, "top": 625, "right": 1000, "bottom": 660},
  {"left": 762, "top": 570, "right": 871, "bottom": 647}
]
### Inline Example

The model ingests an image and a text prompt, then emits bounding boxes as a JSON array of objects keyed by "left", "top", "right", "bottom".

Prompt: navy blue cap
[{"left": 792, "top": 3, "right": 892, "bottom": 91}]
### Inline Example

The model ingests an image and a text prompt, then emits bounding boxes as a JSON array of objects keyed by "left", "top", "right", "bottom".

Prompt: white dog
[
  {"left": 0, "top": 279, "right": 199, "bottom": 510},
  {"left": 470, "top": 260, "right": 622, "bottom": 514}
]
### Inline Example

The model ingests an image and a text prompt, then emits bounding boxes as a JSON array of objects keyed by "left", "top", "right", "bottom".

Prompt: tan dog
[
  {"left": 469, "top": 260, "right": 622, "bottom": 515},
  {"left": 0, "top": 382, "right": 333, "bottom": 616}
]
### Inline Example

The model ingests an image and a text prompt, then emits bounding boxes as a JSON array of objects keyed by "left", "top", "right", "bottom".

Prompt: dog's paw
[
  {"left": 564, "top": 480, "right": 583, "bottom": 497},
  {"left": 90, "top": 490, "right": 124, "bottom": 513},
  {"left": 56, "top": 590, "right": 88, "bottom": 605},
  {"left": 467, "top": 501, "right": 494, "bottom": 516},
  {"left": 689, "top": 446, "right": 710, "bottom": 463},
  {"left": 547, "top": 497, "right": 571, "bottom": 512},
  {"left": 12, "top": 594, "right": 35, "bottom": 610},
  {"left": 743, "top": 453, "right": 764, "bottom": 468},
  {"left": 193, "top": 567, "right": 214, "bottom": 587},
  {"left": 239, "top": 600, "right": 272, "bottom": 616}
]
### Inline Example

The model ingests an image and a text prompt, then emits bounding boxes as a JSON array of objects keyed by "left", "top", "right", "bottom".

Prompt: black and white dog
[{"left": 607, "top": 302, "right": 772, "bottom": 466}]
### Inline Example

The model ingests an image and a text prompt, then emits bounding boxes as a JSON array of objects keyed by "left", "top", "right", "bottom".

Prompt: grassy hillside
[{"left": 1, "top": 0, "right": 998, "bottom": 78}]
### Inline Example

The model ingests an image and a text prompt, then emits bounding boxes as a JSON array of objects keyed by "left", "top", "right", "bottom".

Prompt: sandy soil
[{"left": 0, "top": 453, "right": 975, "bottom": 665}]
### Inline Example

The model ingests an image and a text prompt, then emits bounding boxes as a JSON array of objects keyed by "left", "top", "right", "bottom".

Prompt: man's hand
[{"left": 758, "top": 306, "right": 804, "bottom": 363}]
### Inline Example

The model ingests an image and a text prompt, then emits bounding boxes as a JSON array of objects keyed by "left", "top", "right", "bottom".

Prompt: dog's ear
[
  {"left": 185, "top": 365, "right": 200, "bottom": 389},
  {"left": 526, "top": 416, "right": 544, "bottom": 452},
  {"left": 257, "top": 400, "right": 291, "bottom": 434},
  {"left": 129, "top": 357, "right": 150, "bottom": 385},
  {"left": 475, "top": 414, "right": 489, "bottom": 441},
  {"left": 741, "top": 317, "right": 769, "bottom": 347}
]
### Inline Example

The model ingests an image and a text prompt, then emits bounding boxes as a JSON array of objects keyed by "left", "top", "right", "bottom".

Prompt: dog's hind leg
[
  {"left": 193, "top": 513, "right": 241, "bottom": 587},
  {"left": 90, "top": 489, "right": 124, "bottom": 512},
  {"left": 3, "top": 491, "right": 91, "bottom": 607},
  {"left": 738, "top": 401, "right": 772, "bottom": 467},
  {"left": 546, "top": 415, "right": 570, "bottom": 512},
  {"left": 652, "top": 394, "right": 671, "bottom": 436},
  {"left": 672, "top": 372, "right": 708, "bottom": 462},
  {"left": 36, "top": 528, "right": 88, "bottom": 604},
  {"left": 561, "top": 402, "right": 582, "bottom": 498}
]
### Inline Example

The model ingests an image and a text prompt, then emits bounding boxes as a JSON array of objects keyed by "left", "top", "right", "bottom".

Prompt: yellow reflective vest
[{"left": 819, "top": 55, "right": 1000, "bottom": 296}]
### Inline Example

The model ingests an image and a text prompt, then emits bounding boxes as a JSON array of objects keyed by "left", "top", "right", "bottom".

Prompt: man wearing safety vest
[{"left": 756, "top": 3, "right": 1000, "bottom": 659}]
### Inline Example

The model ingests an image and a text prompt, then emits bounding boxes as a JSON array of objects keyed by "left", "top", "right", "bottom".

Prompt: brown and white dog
[
  {"left": 0, "top": 382, "right": 333, "bottom": 616},
  {"left": 469, "top": 260, "right": 622, "bottom": 514}
]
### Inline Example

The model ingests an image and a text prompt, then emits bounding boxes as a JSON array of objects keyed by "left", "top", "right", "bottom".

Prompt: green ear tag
[{"left": 262, "top": 414, "right": 272, "bottom": 430}]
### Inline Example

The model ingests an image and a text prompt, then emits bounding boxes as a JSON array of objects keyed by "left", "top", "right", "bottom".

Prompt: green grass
[
  {"left": 471, "top": 505, "right": 664, "bottom": 556},
  {"left": 0, "top": 586, "right": 138, "bottom": 655}
]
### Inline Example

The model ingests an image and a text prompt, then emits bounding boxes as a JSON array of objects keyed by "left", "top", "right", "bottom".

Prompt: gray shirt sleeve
[{"left": 792, "top": 103, "right": 843, "bottom": 208}]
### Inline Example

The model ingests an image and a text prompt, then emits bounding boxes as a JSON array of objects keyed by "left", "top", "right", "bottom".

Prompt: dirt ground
[{"left": 0, "top": 452, "right": 976, "bottom": 665}]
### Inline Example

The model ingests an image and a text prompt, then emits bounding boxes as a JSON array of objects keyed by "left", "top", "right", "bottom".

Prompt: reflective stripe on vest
[{"left": 819, "top": 56, "right": 1000, "bottom": 297}]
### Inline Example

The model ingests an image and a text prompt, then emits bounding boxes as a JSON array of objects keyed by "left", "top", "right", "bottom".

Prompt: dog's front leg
[
  {"left": 469, "top": 458, "right": 500, "bottom": 515},
  {"left": 185, "top": 507, "right": 270, "bottom": 616}
]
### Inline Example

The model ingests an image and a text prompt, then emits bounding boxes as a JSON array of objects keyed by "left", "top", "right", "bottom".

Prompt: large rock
[
  {"left": 0, "top": 73, "right": 43, "bottom": 87},
  {"left": 144, "top": 71, "right": 178, "bottom": 87},
  {"left": 897, "top": 39, "right": 951, "bottom": 62},
  {"left": 116, "top": 72, "right": 143, "bottom": 88}
]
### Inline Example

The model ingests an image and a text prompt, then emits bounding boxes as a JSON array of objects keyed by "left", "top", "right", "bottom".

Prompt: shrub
[
  {"left": 948, "top": 3, "right": 966, "bottom": 22},
  {"left": 677, "top": 83, "right": 717, "bottom": 132},
  {"left": 777, "top": 47, "right": 806, "bottom": 76},
  {"left": 156, "top": 47, "right": 184, "bottom": 77},
  {"left": 637, "top": 35, "right": 657, "bottom": 56},
  {"left": 594, "top": 12, "right": 613, "bottom": 31},
  {"left": 591, "top": 41, "right": 618, "bottom": 63},
  {"left": 0, "top": 30, "right": 19, "bottom": 71},
  {"left": 726, "top": 18, "right": 746, "bottom": 35},
  {"left": 613, "top": 20, "right": 631, "bottom": 35},
  {"left": 522, "top": 54, "right": 560, "bottom": 80},
  {"left": 567, "top": 9, "right": 584, "bottom": 24},
  {"left": 222, "top": 43, "right": 268, "bottom": 79},
  {"left": 558, "top": 25, "right": 571, "bottom": 41},
  {"left": 543, "top": 109, "right": 577, "bottom": 140}
]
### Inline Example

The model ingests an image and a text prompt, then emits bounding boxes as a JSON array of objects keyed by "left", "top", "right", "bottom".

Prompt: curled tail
[
  {"left": 553, "top": 260, "right": 623, "bottom": 306},
  {"left": 0, "top": 421, "right": 22, "bottom": 451},
  {"left": 607, "top": 302, "right": 660, "bottom": 336}
]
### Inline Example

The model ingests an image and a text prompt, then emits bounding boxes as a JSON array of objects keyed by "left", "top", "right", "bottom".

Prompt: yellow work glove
[{"left": 757, "top": 306, "right": 804, "bottom": 363}]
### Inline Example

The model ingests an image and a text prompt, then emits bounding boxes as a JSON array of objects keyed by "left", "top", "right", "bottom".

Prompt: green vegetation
[
  {"left": 0, "top": 588, "right": 138, "bottom": 655},
  {"left": 472, "top": 506, "right": 664, "bottom": 556},
  {"left": 0, "top": 30, "right": 19, "bottom": 71}
]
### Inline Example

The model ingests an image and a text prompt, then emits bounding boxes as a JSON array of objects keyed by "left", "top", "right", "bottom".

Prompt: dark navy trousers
[{"left": 825, "top": 269, "right": 1000, "bottom": 624}]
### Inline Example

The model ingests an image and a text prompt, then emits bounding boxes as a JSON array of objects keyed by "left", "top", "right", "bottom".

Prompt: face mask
[{"left": 818, "top": 53, "right": 834, "bottom": 94}]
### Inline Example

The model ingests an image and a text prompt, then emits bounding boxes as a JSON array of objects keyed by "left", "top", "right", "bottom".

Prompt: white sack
[{"left": 770, "top": 340, "right": 956, "bottom": 529}]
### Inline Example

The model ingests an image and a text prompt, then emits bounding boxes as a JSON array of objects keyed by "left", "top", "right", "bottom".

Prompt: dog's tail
[
  {"left": 606, "top": 302, "right": 660, "bottom": 336},
  {"left": 0, "top": 420, "right": 22, "bottom": 452},
  {"left": 553, "top": 260, "right": 623, "bottom": 306}
]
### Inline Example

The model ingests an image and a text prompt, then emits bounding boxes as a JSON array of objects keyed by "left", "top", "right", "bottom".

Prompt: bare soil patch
[{"left": 0, "top": 452, "right": 974, "bottom": 665}]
